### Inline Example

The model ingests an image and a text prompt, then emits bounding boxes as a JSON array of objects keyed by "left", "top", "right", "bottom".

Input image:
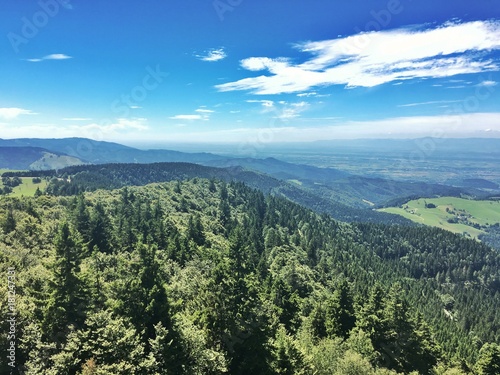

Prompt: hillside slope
[
  {"left": 0, "top": 146, "right": 85, "bottom": 170},
  {"left": 0, "top": 179, "right": 498, "bottom": 374},
  {"left": 0, "top": 138, "right": 479, "bottom": 209},
  {"left": 3, "top": 162, "right": 415, "bottom": 225},
  {"left": 0, "top": 138, "right": 225, "bottom": 165}
]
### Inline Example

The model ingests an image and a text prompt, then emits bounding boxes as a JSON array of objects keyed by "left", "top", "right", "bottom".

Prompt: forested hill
[
  {"left": 0, "top": 137, "right": 226, "bottom": 165},
  {"left": 0, "top": 146, "right": 84, "bottom": 170},
  {"left": 1, "top": 179, "right": 499, "bottom": 374},
  {"left": 4, "top": 162, "right": 414, "bottom": 225}
]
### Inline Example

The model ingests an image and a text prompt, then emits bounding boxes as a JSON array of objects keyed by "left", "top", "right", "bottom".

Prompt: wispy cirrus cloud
[
  {"left": 0, "top": 118, "right": 148, "bottom": 139},
  {"left": 246, "top": 99, "right": 310, "bottom": 119},
  {"left": 216, "top": 20, "right": 500, "bottom": 95},
  {"left": 477, "top": 80, "right": 498, "bottom": 87},
  {"left": 154, "top": 112, "right": 500, "bottom": 143},
  {"left": 247, "top": 99, "right": 274, "bottom": 108},
  {"left": 397, "top": 100, "right": 463, "bottom": 108},
  {"left": 80, "top": 118, "right": 148, "bottom": 133},
  {"left": 170, "top": 114, "right": 204, "bottom": 120},
  {"left": 0, "top": 107, "right": 37, "bottom": 120},
  {"left": 170, "top": 108, "right": 214, "bottom": 121},
  {"left": 25, "top": 53, "right": 73, "bottom": 62},
  {"left": 196, "top": 48, "right": 227, "bottom": 62}
]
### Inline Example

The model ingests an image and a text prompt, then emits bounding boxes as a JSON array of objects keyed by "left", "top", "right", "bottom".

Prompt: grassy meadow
[
  {"left": 0, "top": 170, "right": 49, "bottom": 198},
  {"left": 378, "top": 197, "right": 500, "bottom": 239}
]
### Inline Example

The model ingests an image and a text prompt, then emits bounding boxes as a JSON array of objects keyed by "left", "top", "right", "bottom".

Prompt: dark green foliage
[
  {"left": 476, "top": 343, "right": 500, "bottom": 375},
  {"left": 479, "top": 224, "right": 500, "bottom": 250},
  {"left": 73, "top": 194, "right": 90, "bottom": 242},
  {"left": 2, "top": 207, "right": 16, "bottom": 233},
  {"left": 0, "top": 178, "right": 498, "bottom": 374},
  {"left": 324, "top": 280, "right": 356, "bottom": 339},
  {"left": 88, "top": 202, "right": 112, "bottom": 253},
  {"left": 10, "top": 162, "right": 416, "bottom": 225},
  {"left": 42, "top": 222, "right": 87, "bottom": 343},
  {"left": 2, "top": 176, "right": 22, "bottom": 188}
]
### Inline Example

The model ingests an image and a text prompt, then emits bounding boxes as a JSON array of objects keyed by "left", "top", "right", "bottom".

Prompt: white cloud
[
  {"left": 0, "top": 118, "right": 149, "bottom": 140},
  {"left": 247, "top": 100, "right": 274, "bottom": 108},
  {"left": 297, "top": 92, "right": 318, "bottom": 97},
  {"left": 25, "top": 53, "right": 72, "bottom": 62},
  {"left": 153, "top": 112, "right": 500, "bottom": 143},
  {"left": 240, "top": 57, "right": 289, "bottom": 71},
  {"left": 0, "top": 107, "right": 37, "bottom": 120},
  {"left": 246, "top": 100, "right": 310, "bottom": 119},
  {"left": 216, "top": 20, "right": 500, "bottom": 94},
  {"left": 171, "top": 108, "right": 214, "bottom": 122},
  {"left": 82, "top": 118, "right": 148, "bottom": 132},
  {"left": 275, "top": 101, "right": 309, "bottom": 119},
  {"left": 397, "top": 100, "right": 462, "bottom": 108},
  {"left": 169, "top": 114, "right": 203, "bottom": 120},
  {"left": 477, "top": 80, "right": 498, "bottom": 87},
  {"left": 196, "top": 48, "right": 227, "bottom": 62}
]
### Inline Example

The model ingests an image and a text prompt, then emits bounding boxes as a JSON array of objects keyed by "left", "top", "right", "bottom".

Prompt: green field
[
  {"left": 0, "top": 175, "right": 48, "bottom": 198},
  {"left": 378, "top": 197, "right": 500, "bottom": 239}
]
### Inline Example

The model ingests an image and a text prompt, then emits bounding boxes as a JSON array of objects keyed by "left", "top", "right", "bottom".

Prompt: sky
[{"left": 1, "top": 0, "right": 500, "bottom": 145}]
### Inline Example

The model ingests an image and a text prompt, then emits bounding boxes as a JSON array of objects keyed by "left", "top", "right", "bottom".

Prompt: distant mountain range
[
  {"left": 0, "top": 138, "right": 225, "bottom": 165},
  {"left": 0, "top": 146, "right": 84, "bottom": 170},
  {"left": 0, "top": 137, "right": 490, "bottom": 210}
]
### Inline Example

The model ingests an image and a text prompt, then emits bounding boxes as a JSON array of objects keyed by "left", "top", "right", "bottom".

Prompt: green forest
[{"left": 1, "top": 176, "right": 499, "bottom": 374}]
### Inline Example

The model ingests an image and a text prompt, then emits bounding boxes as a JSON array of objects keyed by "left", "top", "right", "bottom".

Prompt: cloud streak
[
  {"left": 150, "top": 112, "right": 500, "bottom": 143},
  {"left": 25, "top": 53, "right": 73, "bottom": 62},
  {"left": 0, "top": 107, "right": 37, "bottom": 120},
  {"left": 0, "top": 118, "right": 149, "bottom": 140},
  {"left": 216, "top": 20, "right": 500, "bottom": 95},
  {"left": 170, "top": 114, "right": 204, "bottom": 120},
  {"left": 170, "top": 108, "right": 214, "bottom": 121},
  {"left": 397, "top": 100, "right": 462, "bottom": 108},
  {"left": 196, "top": 48, "right": 227, "bottom": 62}
]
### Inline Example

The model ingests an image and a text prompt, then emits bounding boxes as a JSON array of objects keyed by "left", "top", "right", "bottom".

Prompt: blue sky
[{"left": 1, "top": 0, "right": 500, "bottom": 144}]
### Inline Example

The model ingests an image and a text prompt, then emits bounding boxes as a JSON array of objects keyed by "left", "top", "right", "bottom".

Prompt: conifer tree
[
  {"left": 3, "top": 207, "right": 16, "bottom": 233},
  {"left": 476, "top": 343, "right": 500, "bottom": 375},
  {"left": 325, "top": 280, "right": 356, "bottom": 339},
  {"left": 73, "top": 194, "right": 90, "bottom": 242},
  {"left": 88, "top": 202, "right": 112, "bottom": 253},
  {"left": 43, "top": 222, "right": 86, "bottom": 344}
]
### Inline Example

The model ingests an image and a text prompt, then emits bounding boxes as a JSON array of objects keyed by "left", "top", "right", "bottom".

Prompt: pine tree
[
  {"left": 73, "top": 194, "right": 90, "bottom": 242},
  {"left": 113, "top": 242, "right": 185, "bottom": 371},
  {"left": 3, "top": 207, "right": 16, "bottom": 233},
  {"left": 88, "top": 202, "right": 112, "bottom": 253},
  {"left": 187, "top": 214, "right": 206, "bottom": 246},
  {"left": 43, "top": 222, "right": 86, "bottom": 344},
  {"left": 325, "top": 280, "right": 356, "bottom": 339},
  {"left": 271, "top": 326, "right": 308, "bottom": 374},
  {"left": 476, "top": 343, "right": 500, "bottom": 375}
]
